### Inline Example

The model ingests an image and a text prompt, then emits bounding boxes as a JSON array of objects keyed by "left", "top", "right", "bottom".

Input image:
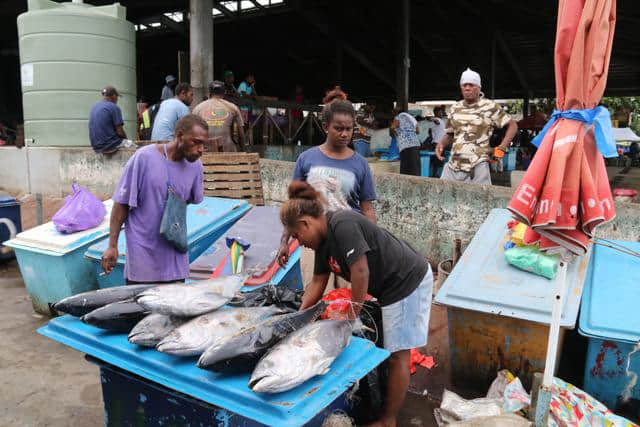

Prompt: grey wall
[
  {"left": 2, "top": 148, "right": 639, "bottom": 263},
  {"left": 259, "top": 159, "right": 640, "bottom": 263}
]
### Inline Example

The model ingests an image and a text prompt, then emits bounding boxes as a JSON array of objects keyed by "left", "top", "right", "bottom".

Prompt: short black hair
[
  {"left": 175, "top": 82, "right": 192, "bottom": 96},
  {"left": 322, "top": 99, "right": 355, "bottom": 125},
  {"left": 175, "top": 114, "right": 208, "bottom": 136},
  {"left": 208, "top": 81, "right": 224, "bottom": 95}
]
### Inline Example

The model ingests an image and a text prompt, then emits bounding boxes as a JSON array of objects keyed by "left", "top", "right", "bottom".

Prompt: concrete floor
[
  {"left": 0, "top": 259, "right": 103, "bottom": 427},
  {"left": 0, "top": 256, "right": 450, "bottom": 426}
]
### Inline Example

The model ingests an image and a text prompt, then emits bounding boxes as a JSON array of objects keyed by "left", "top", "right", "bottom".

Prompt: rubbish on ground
[
  {"left": 409, "top": 348, "right": 435, "bottom": 374},
  {"left": 444, "top": 414, "right": 532, "bottom": 427},
  {"left": 198, "top": 301, "right": 327, "bottom": 373},
  {"left": 248, "top": 319, "right": 352, "bottom": 393},
  {"left": 434, "top": 389, "right": 503, "bottom": 426},
  {"left": 486, "top": 370, "right": 531, "bottom": 413}
]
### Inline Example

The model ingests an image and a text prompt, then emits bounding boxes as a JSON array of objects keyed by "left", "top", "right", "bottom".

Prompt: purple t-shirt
[{"left": 113, "top": 144, "right": 204, "bottom": 282}]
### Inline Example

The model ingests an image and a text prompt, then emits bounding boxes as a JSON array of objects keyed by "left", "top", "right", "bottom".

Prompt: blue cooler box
[
  {"left": 0, "top": 192, "right": 21, "bottom": 260},
  {"left": 579, "top": 240, "right": 640, "bottom": 410},
  {"left": 84, "top": 197, "right": 250, "bottom": 288},
  {"left": 39, "top": 316, "right": 389, "bottom": 426},
  {"left": 4, "top": 200, "right": 114, "bottom": 314}
]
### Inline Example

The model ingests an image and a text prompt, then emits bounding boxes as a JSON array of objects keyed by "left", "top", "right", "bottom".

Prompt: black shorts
[{"left": 400, "top": 146, "right": 421, "bottom": 176}]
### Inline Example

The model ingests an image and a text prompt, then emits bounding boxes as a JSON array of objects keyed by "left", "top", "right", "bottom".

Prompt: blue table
[{"left": 39, "top": 315, "right": 389, "bottom": 426}]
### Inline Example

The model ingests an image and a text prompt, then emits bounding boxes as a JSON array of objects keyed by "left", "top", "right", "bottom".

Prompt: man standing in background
[
  {"left": 436, "top": 68, "right": 517, "bottom": 185},
  {"left": 151, "top": 83, "right": 194, "bottom": 141},
  {"left": 193, "top": 80, "right": 245, "bottom": 152},
  {"left": 161, "top": 75, "right": 178, "bottom": 101},
  {"left": 237, "top": 74, "right": 257, "bottom": 124}
]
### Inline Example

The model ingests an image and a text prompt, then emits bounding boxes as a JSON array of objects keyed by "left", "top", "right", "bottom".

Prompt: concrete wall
[
  {"left": 2, "top": 147, "right": 639, "bottom": 263},
  {"left": 0, "top": 146, "right": 134, "bottom": 198},
  {"left": 259, "top": 159, "right": 640, "bottom": 263}
]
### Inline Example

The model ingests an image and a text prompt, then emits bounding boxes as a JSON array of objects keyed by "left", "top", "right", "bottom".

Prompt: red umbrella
[{"left": 508, "top": 0, "right": 618, "bottom": 256}]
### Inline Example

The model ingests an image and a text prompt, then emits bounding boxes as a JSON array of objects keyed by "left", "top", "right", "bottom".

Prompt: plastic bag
[
  {"left": 52, "top": 184, "right": 106, "bottom": 234},
  {"left": 504, "top": 245, "right": 559, "bottom": 279},
  {"left": 228, "top": 285, "right": 303, "bottom": 311}
]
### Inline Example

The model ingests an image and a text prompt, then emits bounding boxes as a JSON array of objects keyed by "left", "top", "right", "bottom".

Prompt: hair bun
[{"left": 288, "top": 181, "right": 319, "bottom": 201}]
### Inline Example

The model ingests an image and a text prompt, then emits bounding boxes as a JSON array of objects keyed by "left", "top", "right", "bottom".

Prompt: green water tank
[{"left": 18, "top": 0, "right": 136, "bottom": 147}]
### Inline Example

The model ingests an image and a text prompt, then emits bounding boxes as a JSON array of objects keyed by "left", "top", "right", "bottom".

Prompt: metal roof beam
[{"left": 289, "top": 1, "right": 394, "bottom": 90}]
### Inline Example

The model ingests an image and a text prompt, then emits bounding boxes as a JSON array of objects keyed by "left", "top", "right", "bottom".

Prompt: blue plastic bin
[
  {"left": 4, "top": 200, "right": 115, "bottom": 314},
  {"left": 39, "top": 315, "right": 389, "bottom": 427},
  {"left": 0, "top": 192, "right": 21, "bottom": 260},
  {"left": 579, "top": 240, "right": 640, "bottom": 410},
  {"left": 505, "top": 147, "right": 518, "bottom": 171},
  {"left": 84, "top": 197, "right": 251, "bottom": 288},
  {"left": 419, "top": 151, "right": 450, "bottom": 178}
]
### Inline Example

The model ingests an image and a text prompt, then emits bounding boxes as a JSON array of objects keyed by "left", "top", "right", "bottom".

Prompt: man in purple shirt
[{"left": 101, "top": 115, "right": 207, "bottom": 283}]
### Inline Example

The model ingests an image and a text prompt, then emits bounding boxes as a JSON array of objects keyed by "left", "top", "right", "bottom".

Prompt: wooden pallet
[{"left": 201, "top": 152, "right": 264, "bottom": 205}]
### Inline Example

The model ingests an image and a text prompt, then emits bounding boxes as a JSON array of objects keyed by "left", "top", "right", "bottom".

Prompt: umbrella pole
[{"left": 534, "top": 261, "right": 568, "bottom": 426}]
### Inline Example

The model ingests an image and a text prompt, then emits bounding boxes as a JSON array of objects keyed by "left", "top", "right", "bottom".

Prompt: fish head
[
  {"left": 156, "top": 329, "right": 192, "bottom": 353},
  {"left": 248, "top": 359, "right": 282, "bottom": 393}
]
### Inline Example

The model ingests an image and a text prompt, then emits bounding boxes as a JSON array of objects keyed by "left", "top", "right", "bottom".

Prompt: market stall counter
[{"left": 39, "top": 315, "right": 389, "bottom": 426}]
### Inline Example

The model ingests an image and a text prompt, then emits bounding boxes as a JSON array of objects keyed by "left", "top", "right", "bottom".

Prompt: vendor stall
[
  {"left": 39, "top": 315, "right": 389, "bottom": 426},
  {"left": 434, "top": 209, "right": 591, "bottom": 391}
]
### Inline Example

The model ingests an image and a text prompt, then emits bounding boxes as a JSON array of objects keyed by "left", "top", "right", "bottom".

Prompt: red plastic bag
[
  {"left": 321, "top": 288, "right": 372, "bottom": 320},
  {"left": 52, "top": 184, "right": 106, "bottom": 234}
]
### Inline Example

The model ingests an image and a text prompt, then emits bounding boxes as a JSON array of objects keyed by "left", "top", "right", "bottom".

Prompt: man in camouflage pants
[{"left": 436, "top": 68, "right": 517, "bottom": 185}]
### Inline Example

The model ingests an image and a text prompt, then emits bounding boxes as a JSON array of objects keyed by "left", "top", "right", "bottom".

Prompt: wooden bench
[{"left": 201, "top": 152, "right": 264, "bottom": 205}]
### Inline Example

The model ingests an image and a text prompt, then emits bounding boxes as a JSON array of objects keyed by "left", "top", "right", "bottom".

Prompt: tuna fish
[
  {"left": 128, "top": 313, "right": 188, "bottom": 347},
  {"left": 156, "top": 306, "right": 283, "bottom": 356},
  {"left": 197, "top": 301, "right": 326, "bottom": 373},
  {"left": 81, "top": 299, "right": 148, "bottom": 333},
  {"left": 248, "top": 319, "right": 352, "bottom": 393},
  {"left": 135, "top": 275, "right": 245, "bottom": 317},
  {"left": 53, "top": 285, "right": 157, "bottom": 317}
]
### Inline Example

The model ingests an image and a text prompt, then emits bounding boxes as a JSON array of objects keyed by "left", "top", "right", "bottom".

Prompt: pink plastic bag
[{"left": 52, "top": 184, "right": 106, "bottom": 234}]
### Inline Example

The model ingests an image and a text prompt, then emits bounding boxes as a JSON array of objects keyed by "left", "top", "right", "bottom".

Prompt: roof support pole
[
  {"left": 397, "top": 0, "right": 410, "bottom": 111},
  {"left": 491, "top": 32, "right": 497, "bottom": 99},
  {"left": 190, "top": 0, "right": 214, "bottom": 104}
]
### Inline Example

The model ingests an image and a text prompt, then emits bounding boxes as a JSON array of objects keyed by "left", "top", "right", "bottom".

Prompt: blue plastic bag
[{"left": 52, "top": 184, "right": 106, "bottom": 234}]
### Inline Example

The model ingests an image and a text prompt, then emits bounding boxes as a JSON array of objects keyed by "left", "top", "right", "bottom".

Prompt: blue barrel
[
  {"left": 579, "top": 240, "right": 640, "bottom": 410},
  {"left": 0, "top": 193, "right": 21, "bottom": 260}
]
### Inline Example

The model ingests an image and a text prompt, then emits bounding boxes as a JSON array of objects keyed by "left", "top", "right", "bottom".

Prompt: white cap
[{"left": 460, "top": 68, "right": 481, "bottom": 88}]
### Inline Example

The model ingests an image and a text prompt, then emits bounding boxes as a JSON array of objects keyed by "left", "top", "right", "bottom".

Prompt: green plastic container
[{"left": 17, "top": 0, "right": 136, "bottom": 147}]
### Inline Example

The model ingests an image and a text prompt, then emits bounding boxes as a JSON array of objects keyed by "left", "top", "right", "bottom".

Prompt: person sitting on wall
[{"left": 88, "top": 86, "right": 131, "bottom": 154}]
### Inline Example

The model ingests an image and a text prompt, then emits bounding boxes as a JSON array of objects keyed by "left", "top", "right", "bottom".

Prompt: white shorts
[{"left": 381, "top": 267, "right": 433, "bottom": 353}]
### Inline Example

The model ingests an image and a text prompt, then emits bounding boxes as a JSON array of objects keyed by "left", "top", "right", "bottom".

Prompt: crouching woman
[{"left": 280, "top": 181, "right": 433, "bottom": 427}]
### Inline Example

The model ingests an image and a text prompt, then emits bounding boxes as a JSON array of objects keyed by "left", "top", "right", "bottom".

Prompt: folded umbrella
[{"left": 508, "top": 0, "right": 617, "bottom": 256}]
